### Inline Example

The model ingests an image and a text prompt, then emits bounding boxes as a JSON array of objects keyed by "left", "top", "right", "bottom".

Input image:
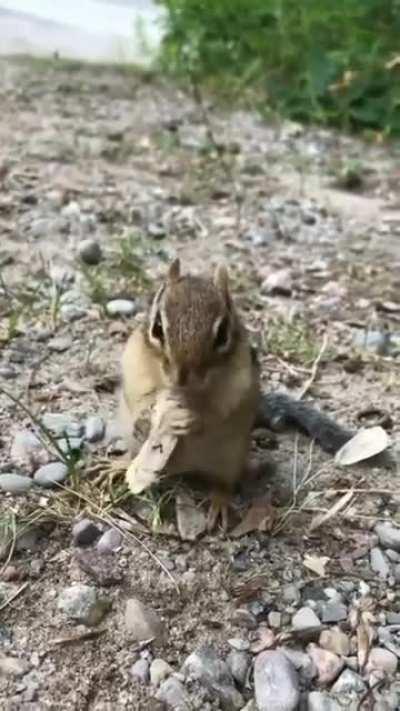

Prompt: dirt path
[{"left": 0, "top": 58, "right": 400, "bottom": 710}]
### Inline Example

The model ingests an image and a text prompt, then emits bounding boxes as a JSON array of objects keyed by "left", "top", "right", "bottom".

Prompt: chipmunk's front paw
[{"left": 153, "top": 392, "right": 199, "bottom": 437}]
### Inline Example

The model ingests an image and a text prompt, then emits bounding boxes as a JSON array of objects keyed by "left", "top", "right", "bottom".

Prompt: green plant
[{"left": 157, "top": 0, "right": 400, "bottom": 135}]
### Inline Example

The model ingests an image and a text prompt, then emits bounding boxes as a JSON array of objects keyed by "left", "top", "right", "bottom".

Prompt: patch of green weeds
[
  {"left": 265, "top": 317, "right": 323, "bottom": 366},
  {"left": 79, "top": 232, "right": 151, "bottom": 309}
]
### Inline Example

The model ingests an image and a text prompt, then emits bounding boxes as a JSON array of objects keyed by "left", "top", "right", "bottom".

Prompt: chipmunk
[{"left": 119, "top": 259, "right": 354, "bottom": 530}]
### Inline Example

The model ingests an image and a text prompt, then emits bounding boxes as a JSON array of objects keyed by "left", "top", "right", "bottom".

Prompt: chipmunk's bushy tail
[{"left": 256, "top": 392, "right": 354, "bottom": 455}]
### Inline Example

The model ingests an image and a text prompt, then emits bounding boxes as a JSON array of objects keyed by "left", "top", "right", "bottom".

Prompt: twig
[
  {"left": 357, "top": 677, "right": 384, "bottom": 711},
  {"left": 298, "top": 333, "right": 328, "bottom": 399},
  {"left": 0, "top": 512, "right": 17, "bottom": 580},
  {"left": 49, "top": 628, "right": 107, "bottom": 647},
  {"left": 0, "top": 582, "right": 29, "bottom": 611}
]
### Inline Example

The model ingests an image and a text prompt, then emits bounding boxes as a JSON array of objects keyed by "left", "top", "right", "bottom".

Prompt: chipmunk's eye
[
  {"left": 151, "top": 312, "right": 164, "bottom": 345},
  {"left": 213, "top": 315, "right": 230, "bottom": 351}
]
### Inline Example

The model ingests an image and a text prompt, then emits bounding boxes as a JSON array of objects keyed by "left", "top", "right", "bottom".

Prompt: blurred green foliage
[{"left": 156, "top": 0, "right": 400, "bottom": 135}]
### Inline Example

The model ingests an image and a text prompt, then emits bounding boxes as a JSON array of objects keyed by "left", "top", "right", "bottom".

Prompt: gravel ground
[{"left": 0, "top": 57, "right": 400, "bottom": 710}]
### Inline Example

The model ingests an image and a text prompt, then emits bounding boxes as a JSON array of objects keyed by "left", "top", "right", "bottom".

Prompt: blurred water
[{"left": 0, "top": 0, "right": 164, "bottom": 64}]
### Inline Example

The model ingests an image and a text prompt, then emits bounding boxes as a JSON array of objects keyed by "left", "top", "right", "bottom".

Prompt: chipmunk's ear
[
  {"left": 214, "top": 264, "right": 230, "bottom": 300},
  {"left": 167, "top": 258, "right": 181, "bottom": 282}
]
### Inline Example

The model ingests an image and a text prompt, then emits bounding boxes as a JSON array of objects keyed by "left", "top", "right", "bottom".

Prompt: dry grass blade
[
  {"left": 0, "top": 582, "right": 29, "bottom": 611},
  {"left": 50, "top": 628, "right": 107, "bottom": 647},
  {"left": 309, "top": 489, "right": 355, "bottom": 532},
  {"left": 298, "top": 332, "right": 328, "bottom": 399}
]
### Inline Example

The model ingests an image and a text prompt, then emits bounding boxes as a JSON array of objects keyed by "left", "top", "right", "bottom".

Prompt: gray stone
[
  {"left": 366, "top": 647, "right": 398, "bottom": 675},
  {"left": 0, "top": 366, "right": 17, "bottom": 379},
  {"left": 307, "top": 644, "right": 344, "bottom": 685},
  {"left": 72, "top": 518, "right": 102, "bottom": 546},
  {"left": 124, "top": 598, "right": 165, "bottom": 643},
  {"left": 150, "top": 658, "right": 173, "bottom": 686},
  {"left": 292, "top": 607, "right": 321, "bottom": 630},
  {"left": 10, "top": 430, "right": 49, "bottom": 470},
  {"left": 48, "top": 336, "right": 72, "bottom": 353},
  {"left": 57, "top": 437, "right": 83, "bottom": 454},
  {"left": 106, "top": 299, "right": 136, "bottom": 317},
  {"left": 254, "top": 650, "right": 300, "bottom": 711},
  {"left": 78, "top": 239, "right": 103, "bottom": 266},
  {"left": 331, "top": 668, "right": 366, "bottom": 695},
  {"left": 74, "top": 548, "right": 123, "bottom": 586},
  {"left": 370, "top": 547, "right": 391, "bottom": 579},
  {"left": 280, "top": 647, "right": 317, "bottom": 683},
  {"left": 386, "top": 612, "right": 400, "bottom": 625},
  {"left": 385, "top": 549, "right": 400, "bottom": 563},
  {"left": 321, "top": 602, "right": 347, "bottom": 623},
  {"left": 0, "top": 654, "right": 29, "bottom": 678},
  {"left": 268, "top": 611, "right": 282, "bottom": 628},
  {"left": 0, "top": 473, "right": 33, "bottom": 494},
  {"left": 85, "top": 416, "right": 105, "bottom": 443},
  {"left": 96, "top": 528, "right": 122, "bottom": 554},
  {"left": 283, "top": 584, "right": 301, "bottom": 605},
  {"left": 57, "top": 584, "right": 110, "bottom": 625},
  {"left": 130, "top": 658, "right": 150, "bottom": 684},
  {"left": 42, "top": 413, "right": 82, "bottom": 438},
  {"left": 352, "top": 330, "right": 389, "bottom": 355},
  {"left": 156, "top": 676, "right": 191, "bottom": 710},
  {"left": 182, "top": 645, "right": 243, "bottom": 710},
  {"left": 34, "top": 462, "right": 68, "bottom": 488},
  {"left": 375, "top": 522, "right": 400, "bottom": 552},
  {"left": 228, "top": 638, "right": 250, "bottom": 652},
  {"left": 319, "top": 629, "right": 350, "bottom": 656},
  {"left": 60, "top": 304, "right": 87, "bottom": 322},
  {"left": 307, "top": 691, "right": 341, "bottom": 711},
  {"left": 226, "top": 649, "right": 251, "bottom": 686}
]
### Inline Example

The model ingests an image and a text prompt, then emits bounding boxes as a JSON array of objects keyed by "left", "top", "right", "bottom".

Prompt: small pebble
[
  {"left": 228, "top": 638, "right": 250, "bottom": 652},
  {"left": 85, "top": 415, "right": 105, "bottom": 443},
  {"left": 307, "top": 691, "right": 341, "bottom": 711},
  {"left": 375, "top": 522, "right": 400, "bottom": 552},
  {"left": 130, "top": 658, "right": 150, "bottom": 684},
  {"left": 0, "top": 366, "right": 17, "bottom": 379},
  {"left": 268, "top": 611, "right": 282, "bottom": 628},
  {"left": 0, "top": 655, "right": 29, "bottom": 678},
  {"left": 57, "top": 584, "right": 110, "bottom": 626},
  {"left": 150, "top": 658, "right": 173, "bottom": 686},
  {"left": 42, "top": 413, "right": 82, "bottom": 438},
  {"left": 182, "top": 645, "right": 243, "bottom": 710},
  {"left": 321, "top": 602, "right": 347, "bottom": 624},
  {"left": 96, "top": 528, "right": 122, "bottom": 554},
  {"left": 330, "top": 668, "right": 365, "bottom": 694},
  {"left": 254, "top": 650, "right": 300, "bottom": 711},
  {"left": 48, "top": 336, "right": 72, "bottom": 353},
  {"left": 33, "top": 462, "right": 68, "bottom": 488},
  {"left": 78, "top": 239, "right": 103, "bottom": 266},
  {"left": 232, "top": 608, "right": 257, "bottom": 629},
  {"left": 226, "top": 650, "right": 251, "bottom": 686},
  {"left": 292, "top": 607, "right": 321, "bottom": 630},
  {"left": 307, "top": 644, "right": 344, "bottom": 685},
  {"left": 370, "top": 547, "right": 391, "bottom": 579},
  {"left": 0, "top": 473, "right": 33, "bottom": 494},
  {"left": 74, "top": 548, "right": 123, "bottom": 586},
  {"left": 106, "top": 299, "right": 136, "bottom": 317},
  {"left": 124, "top": 598, "right": 165, "bottom": 643},
  {"left": 366, "top": 647, "right": 398, "bottom": 676},
  {"left": 319, "top": 629, "right": 350, "bottom": 657},
  {"left": 156, "top": 676, "right": 191, "bottom": 710},
  {"left": 72, "top": 518, "right": 102, "bottom": 546}
]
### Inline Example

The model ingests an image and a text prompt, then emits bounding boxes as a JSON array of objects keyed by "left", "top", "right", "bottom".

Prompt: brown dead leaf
[
  {"left": 303, "top": 554, "right": 330, "bottom": 577},
  {"left": 230, "top": 498, "right": 275, "bottom": 538},
  {"left": 309, "top": 490, "right": 354, "bottom": 532},
  {"left": 250, "top": 624, "right": 276, "bottom": 653}
]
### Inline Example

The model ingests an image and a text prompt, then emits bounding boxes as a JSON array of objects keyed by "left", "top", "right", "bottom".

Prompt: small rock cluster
[{"left": 0, "top": 413, "right": 119, "bottom": 494}]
